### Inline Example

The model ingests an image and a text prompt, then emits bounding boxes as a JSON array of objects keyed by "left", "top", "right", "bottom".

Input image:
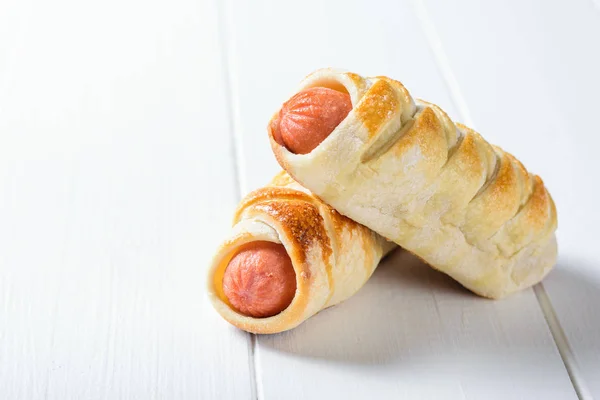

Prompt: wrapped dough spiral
[
  {"left": 208, "top": 171, "right": 394, "bottom": 334},
  {"left": 268, "top": 68, "right": 558, "bottom": 299}
]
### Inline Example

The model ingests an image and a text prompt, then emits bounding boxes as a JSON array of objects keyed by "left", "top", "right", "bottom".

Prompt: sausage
[
  {"left": 271, "top": 87, "right": 352, "bottom": 154},
  {"left": 223, "top": 241, "right": 297, "bottom": 318}
]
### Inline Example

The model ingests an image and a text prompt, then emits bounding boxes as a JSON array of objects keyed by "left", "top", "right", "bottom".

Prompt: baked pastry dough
[
  {"left": 207, "top": 171, "right": 394, "bottom": 333},
  {"left": 268, "top": 68, "right": 558, "bottom": 299}
]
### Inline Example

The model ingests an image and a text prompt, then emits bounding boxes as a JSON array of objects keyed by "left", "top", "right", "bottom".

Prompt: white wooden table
[{"left": 1, "top": 0, "right": 599, "bottom": 398}]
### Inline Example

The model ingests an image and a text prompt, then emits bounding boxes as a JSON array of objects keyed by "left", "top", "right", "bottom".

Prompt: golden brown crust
[
  {"left": 525, "top": 175, "right": 553, "bottom": 232},
  {"left": 234, "top": 186, "right": 315, "bottom": 224},
  {"left": 462, "top": 150, "right": 521, "bottom": 244},
  {"left": 391, "top": 106, "right": 445, "bottom": 160},
  {"left": 252, "top": 200, "right": 331, "bottom": 268},
  {"left": 419, "top": 100, "right": 460, "bottom": 151},
  {"left": 354, "top": 79, "right": 400, "bottom": 138},
  {"left": 345, "top": 72, "right": 367, "bottom": 95}
]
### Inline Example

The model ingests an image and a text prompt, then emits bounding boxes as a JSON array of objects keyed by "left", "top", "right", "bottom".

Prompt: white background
[{"left": 1, "top": 0, "right": 599, "bottom": 399}]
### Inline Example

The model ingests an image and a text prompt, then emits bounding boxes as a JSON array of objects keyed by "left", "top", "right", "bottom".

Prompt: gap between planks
[
  {"left": 215, "top": 0, "right": 260, "bottom": 398},
  {"left": 534, "top": 284, "right": 591, "bottom": 400},
  {"left": 409, "top": 0, "right": 587, "bottom": 397}
]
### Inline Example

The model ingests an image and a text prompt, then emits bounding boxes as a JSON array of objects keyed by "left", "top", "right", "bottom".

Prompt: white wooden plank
[
  {"left": 257, "top": 250, "right": 576, "bottom": 400},
  {"left": 419, "top": 0, "right": 600, "bottom": 397},
  {"left": 223, "top": 0, "right": 577, "bottom": 398},
  {"left": 0, "top": 0, "right": 253, "bottom": 399}
]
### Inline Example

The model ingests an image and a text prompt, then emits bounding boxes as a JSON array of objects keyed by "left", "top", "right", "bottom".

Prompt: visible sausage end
[
  {"left": 271, "top": 87, "right": 352, "bottom": 154},
  {"left": 223, "top": 241, "right": 297, "bottom": 318}
]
